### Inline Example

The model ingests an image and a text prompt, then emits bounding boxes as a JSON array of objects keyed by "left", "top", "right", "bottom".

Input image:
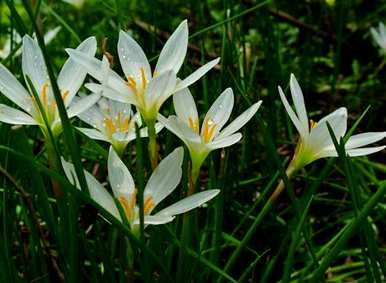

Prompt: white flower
[
  {"left": 77, "top": 97, "right": 163, "bottom": 154},
  {"left": 158, "top": 87, "right": 262, "bottom": 174},
  {"left": 278, "top": 74, "right": 386, "bottom": 169},
  {"left": 0, "top": 35, "right": 100, "bottom": 137},
  {"left": 62, "top": 147, "right": 219, "bottom": 232},
  {"left": 370, "top": 22, "right": 386, "bottom": 51},
  {"left": 0, "top": 27, "right": 61, "bottom": 59},
  {"left": 66, "top": 20, "right": 220, "bottom": 123}
]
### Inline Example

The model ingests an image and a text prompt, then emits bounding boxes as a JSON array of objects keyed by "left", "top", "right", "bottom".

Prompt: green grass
[{"left": 0, "top": 0, "right": 385, "bottom": 282}]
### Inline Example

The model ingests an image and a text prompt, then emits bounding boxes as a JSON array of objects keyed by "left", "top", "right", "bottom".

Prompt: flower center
[
  {"left": 143, "top": 196, "right": 155, "bottom": 215},
  {"left": 126, "top": 67, "right": 147, "bottom": 107},
  {"left": 310, "top": 119, "right": 318, "bottom": 129},
  {"left": 188, "top": 116, "right": 199, "bottom": 133},
  {"left": 103, "top": 111, "right": 130, "bottom": 137},
  {"left": 118, "top": 191, "right": 137, "bottom": 221},
  {"left": 201, "top": 118, "right": 217, "bottom": 143}
]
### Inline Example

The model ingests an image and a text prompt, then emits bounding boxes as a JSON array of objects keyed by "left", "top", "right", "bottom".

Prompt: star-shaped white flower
[
  {"left": 62, "top": 147, "right": 219, "bottom": 232},
  {"left": 0, "top": 35, "right": 100, "bottom": 137},
  {"left": 370, "top": 22, "right": 386, "bottom": 52},
  {"left": 158, "top": 87, "right": 261, "bottom": 175},
  {"left": 278, "top": 74, "right": 386, "bottom": 169},
  {"left": 66, "top": 20, "right": 220, "bottom": 123},
  {"left": 77, "top": 97, "right": 163, "bottom": 154}
]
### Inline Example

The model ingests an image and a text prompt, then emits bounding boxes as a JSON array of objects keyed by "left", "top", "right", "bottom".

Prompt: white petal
[
  {"left": 22, "top": 35, "right": 48, "bottom": 94},
  {"left": 118, "top": 30, "right": 151, "bottom": 83},
  {"left": 346, "top": 146, "right": 386, "bottom": 157},
  {"left": 371, "top": 27, "right": 384, "bottom": 48},
  {"left": 155, "top": 20, "right": 188, "bottom": 75},
  {"left": 0, "top": 63, "right": 32, "bottom": 111},
  {"left": 65, "top": 49, "right": 129, "bottom": 95},
  {"left": 144, "top": 147, "right": 184, "bottom": 207},
  {"left": 173, "top": 87, "right": 199, "bottom": 127},
  {"left": 175, "top": 58, "right": 220, "bottom": 92},
  {"left": 308, "top": 107, "right": 347, "bottom": 153},
  {"left": 278, "top": 86, "right": 304, "bottom": 138},
  {"left": 134, "top": 215, "right": 175, "bottom": 225},
  {"left": 201, "top": 88, "right": 234, "bottom": 138},
  {"left": 77, "top": 103, "right": 104, "bottom": 129},
  {"left": 345, "top": 132, "right": 386, "bottom": 149},
  {"left": 145, "top": 70, "right": 177, "bottom": 111},
  {"left": 76, "top": 127, "right": 107, "bottom": 141},
  {"left": 43, "top": 26, "right": 61, "bottom": 44},
  {"left": 208, "top": 133, "right": 242, "bottom": 150},
  {"left": 58, "top": 36, "right": 97, "bottom": 105},
  {"left": 217, "top": 101, "right": 261, "bottom": 139},
  {"left": 290, "top": 74, "right": 309, "bottom": 134},
  {"left": 67, "top": 93, "right": 100, "bottom": 118},
  {"left": 156, "top": 190, "right": 220, "bottom": 217},
  {"left": 85, "top": 83, "right": 137, "bottom": 106},
  {"left": 108, "top": 147, "right": 136, "bottom": 200},
  {"left": 157, "top": 114, "right": 201, "bottom": 144},
  {"left": 61, "top": 158, "right": 121, "bottom": 220},
  {"left": 0, "top": 104, "right": 37, "bottom": 125}
]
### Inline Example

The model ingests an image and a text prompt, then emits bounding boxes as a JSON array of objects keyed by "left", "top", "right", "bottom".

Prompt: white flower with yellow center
[
  {"left": 62, "top": 147, "right": 219, "bottom": 232},
  {"left": 77, "top": 97, "right": 163, "bottom": 154},
  {"left": 279, "top": 74, "right": 386, "bottom": 170},
  {"left": 65, "top": 20, "right": 220, "bottom": 124},
  {"left": 0, "top": 35, "right": 100, "bottom": 137},
  {"left": 370, "top": 22, "right": 386, "bottom": 52},
  {"left": 158, "top": 88, "right": 262, "bottom": 179}
]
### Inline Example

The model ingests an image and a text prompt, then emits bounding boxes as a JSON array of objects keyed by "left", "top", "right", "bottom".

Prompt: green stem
[
  {"left": 45, "top": 137, "right": 62, "bottom": 198},
  {"left": 147, "top": 120, "right": 158, "bottom": 169},
  {"left": 218, "top": 163, "right": 297, "bottom": 282}
]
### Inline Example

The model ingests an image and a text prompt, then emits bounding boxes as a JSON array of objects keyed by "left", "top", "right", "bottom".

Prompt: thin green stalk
[{"left": 147, "top": 119, "right": 158, "bottom": 170}]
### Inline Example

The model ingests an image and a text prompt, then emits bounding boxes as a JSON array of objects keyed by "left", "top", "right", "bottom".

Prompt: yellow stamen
[
  {"left": 143, "top": 196, "right": 155, "bottom": 215},
  {"left": 104, "top": 117, "right": 115, "bottom": 135},
  {"left": 122, "top": 117, "right": 129, "bottom": 131},
  {"left": 118, "top": 191, "right": 137, "bottom": 220},
  {"left": 140, "top": 67, "right": 147, "bottom": 89},
  {"left": 188, "top": 117, "right": 199, "bottom": 133},
  {"left": 127, "top": 76, "right": 137, "bottom": 92},
  {"left": 61, "top": 90, "right": 70, "bottom": 102},
  {"left": 202, "top": 119, "right": 217, "bottom": 143},
  {"left": 310, "top": 119, "right": 317, "bottom": 129},
  {"left": 41, "top": 82, "right": 49, "bottom": 107}
]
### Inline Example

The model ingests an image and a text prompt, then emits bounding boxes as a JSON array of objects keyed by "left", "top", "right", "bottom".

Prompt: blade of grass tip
[
  {"left": 0, "top": 144, "right": 175, "bottom": 282},
  {"left": 310, "top": 125, "right": 386, "bottom": 281},
  {"left": 282, "top": 196, "right": 314, "bottom": 283},
  {"left": 238, "top": 249, "right": 270, "bottom": 283},
  {"left": 21, "top": 0, "right": 88, "bottom": 193}
]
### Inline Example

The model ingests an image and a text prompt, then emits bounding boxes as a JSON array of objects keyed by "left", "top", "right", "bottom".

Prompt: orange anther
[
  {"left": 140, "top": 67, "right": 147, "bottom": 89},
  {"left": 143, "top": 196, "right": 155, "bottom": 215}
]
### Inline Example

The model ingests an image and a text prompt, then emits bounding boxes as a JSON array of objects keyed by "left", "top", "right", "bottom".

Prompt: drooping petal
[
  {"left": 345, "top": 132, "right": 386, "bottom": 149},
  {"left": 173, "top": 87, "right": 199, "bottom": 129},
  {"left": 22, "top": 35, "right": 48, "bottom": 95},
  {"left": 135, "top": 215, "right": 175, "bottom": 225},
  {"left": 0, "top": 104, "right": 37, "bottom": 125},
  {"left": 118, "top": 30, "right": 151, "bottom": 83},
  {"left": 65, "top": 49, "right": 129, "bottom": 95},
  {"left": 61, "top": 158, "right": 121, "bottom": 220},
  {"left": 175, "top": 58, "right": 220, "bottom": 92},
  {"left": 108, "top": 147, "right": 136, "bottom": 200},
  {"left": 308, "top": 107, "right": 347, "bottom": 153},
  {"left": 346, "top": 146, "right": 386, "bottom": 157},
  {"left": 144, "top": 147, "right": 184, "bottom": 208},
  {"left": 217, "top": 101, "right": 262, "bottom": 139},
  {"left": 145, "top": 70, "right": 177, "bottom": 112},
  {"left": 0, "top": 63, "right": 32, "bottom": 111},
  {"left": 278, "top": 86, "right": 305, "bottom": 138},
  {"left": 201, "top": 88, "right": 234, "bottom": 138},
  {"left": 290, "top": 74, "right": 309, "bottom": 135},
  {"left": 76, "top": 127, "right": 107, "bottom": 141},
  {"left": 85, "top": 83, "right": 137, "bottom": 106},
  {"left": 156, "top": 190, "right": 220, "bottom": 217},
  {"left": 157, "top": 114, "right": 201, "bottom": 144},
  {"left": 208, "top": 133, "right": 242, "bottom": 150},
  {"left": 67, "top": 93, "right": 100, "bottom": 118},
  {"left": 154, "top": 20, "right": 188, "bottom": 75},
  {"left": 58, "top": 36, "right": 97, "bottom": 105}
]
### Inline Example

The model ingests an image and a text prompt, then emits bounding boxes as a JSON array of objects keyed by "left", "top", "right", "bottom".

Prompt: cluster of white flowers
[{"left": 0, "top": 20, "right": 385, "bottom": 230}]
